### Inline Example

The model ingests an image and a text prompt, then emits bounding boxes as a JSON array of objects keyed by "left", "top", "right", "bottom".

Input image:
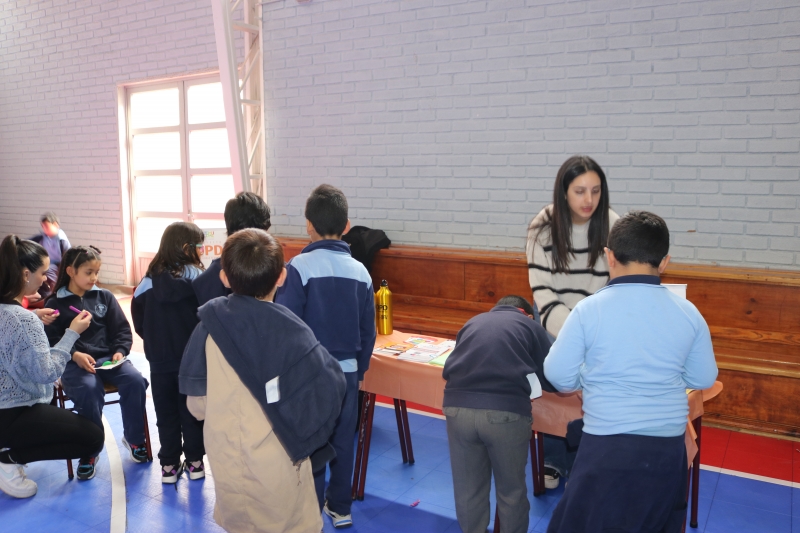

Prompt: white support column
[{"left": 210, "top": 0, "right": 267, "bottom": 198}]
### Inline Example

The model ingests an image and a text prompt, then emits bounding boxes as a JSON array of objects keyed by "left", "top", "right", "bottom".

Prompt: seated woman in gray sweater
[
  {"left": 443, "top": 295, "right": 555, "bottom": 533},
  {"left": 0, "top": 235, "right": 101, "bottom": 499}
]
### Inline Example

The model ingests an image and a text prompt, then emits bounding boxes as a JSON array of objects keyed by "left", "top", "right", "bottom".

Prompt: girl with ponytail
[{"left": 0, "top": 235, "right": 102, "bottom": 499}]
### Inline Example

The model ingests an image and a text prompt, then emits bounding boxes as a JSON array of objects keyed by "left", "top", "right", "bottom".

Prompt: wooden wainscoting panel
[
  {"left": 371, "top": 255, "right": 466, "bottom": 301},
  {"left": 464, "top": 262, "right": 533, "bottom": 304}
]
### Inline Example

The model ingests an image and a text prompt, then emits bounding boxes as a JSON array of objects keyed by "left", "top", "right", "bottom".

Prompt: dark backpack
[{"left": 342, "top": 226, "right": 391, "bottom": 272}]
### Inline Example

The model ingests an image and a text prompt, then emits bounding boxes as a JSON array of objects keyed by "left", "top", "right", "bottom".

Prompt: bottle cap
[{"left": 381, "top": 280, "right": 388, "bottom": 287}]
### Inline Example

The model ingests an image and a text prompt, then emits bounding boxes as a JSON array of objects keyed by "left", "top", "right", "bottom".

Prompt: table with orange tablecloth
[{"left": 354, "top": 329, "right": 723, "bottom": 526}]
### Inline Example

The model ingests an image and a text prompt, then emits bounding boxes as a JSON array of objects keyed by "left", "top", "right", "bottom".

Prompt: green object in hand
[{"left": 101, "top": 361, "right": 115, "bottom": 367}]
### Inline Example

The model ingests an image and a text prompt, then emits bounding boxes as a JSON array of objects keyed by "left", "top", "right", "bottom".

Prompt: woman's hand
[
  {"left": 112, "top": 352, "right": 124, "bottom": 362},
  {"left": 33, "top": 308, "right": 58, "bottom": 325},
  {"left": 68, "top": 310, "right": 92, "bottom": 335},
  {"left": 72, "top": 351, "right": 96, "bottom": 373}
]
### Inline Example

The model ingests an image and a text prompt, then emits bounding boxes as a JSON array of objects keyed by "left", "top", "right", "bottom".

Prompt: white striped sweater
[{"left": 526, "top": 206, "right": 620, "bottom": 337}]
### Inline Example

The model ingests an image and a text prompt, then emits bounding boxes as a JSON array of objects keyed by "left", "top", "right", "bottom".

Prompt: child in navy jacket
[
  {"left": 443, "top": 295, "right": 555, "bottom": 533},
  {"left": 275, "top": 184, "right": 377, "bottom": 528},
  {"left": 131, "top": 222, "right": 206, "bottom": 483},
  {"left": 44, "top": 246, "right": 149, "bottom": 481},
  {"left": 193, "top": 192, "right": 271, "bottom": 306}
]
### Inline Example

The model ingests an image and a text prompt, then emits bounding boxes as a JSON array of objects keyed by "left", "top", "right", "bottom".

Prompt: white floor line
[
  {"left": 699, "top": 464, "right": 798, "bottom": 488},
  {"left": 374, "top": 403, "right": 800, "bottom": 489},
  {"left": 101, "top": 414, "right": 126, "bottom": 533}
]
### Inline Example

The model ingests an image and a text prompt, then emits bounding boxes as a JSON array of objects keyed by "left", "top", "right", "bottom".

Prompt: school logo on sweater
[{"left": 95, "top": 303, "right": 107, "bottom": 318}]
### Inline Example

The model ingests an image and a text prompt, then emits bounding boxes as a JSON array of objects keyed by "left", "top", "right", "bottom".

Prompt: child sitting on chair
[
  {"left": 544, "top": 211, "right": 718, "bottom": 533},
  {"left": 180, "top": 229, "right": 346, "bottom": 533},
  {"left": 44, "top": 246, "right": 150, "bottom": 480}
]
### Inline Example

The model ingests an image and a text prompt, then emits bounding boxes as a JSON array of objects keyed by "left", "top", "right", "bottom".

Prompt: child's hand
[
  {"left": 68, "top": 310, "right": 93, "bottom": 334},
  {"left": 112, "top": 352, "right": 124, "bottom": 362},
  {"left": 34, "top": 308, "right": 58, "bottom": 325},
  {"left": 72, "top": 351, "right": 96, "bottom": 373}
]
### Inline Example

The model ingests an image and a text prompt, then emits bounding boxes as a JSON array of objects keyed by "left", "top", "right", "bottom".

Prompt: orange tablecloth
[
  {"left": 363, "top": 330, "right": 723, "bottom": 464},
  {"left": 362, "top": 331, "right": 447, "bottom": 409}
]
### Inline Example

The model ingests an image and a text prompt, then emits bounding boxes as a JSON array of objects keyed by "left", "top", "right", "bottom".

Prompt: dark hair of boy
[
  {"left": 495, "top": 295, "right": 535, "bottom": 316},
  {"left": 53, "top": 245, "right": 102, "bottom": 294},
  {"left": 305, "top": 184, "right": 348, "bottom": 237},
  {"left": 146, "top": 222, "right": 204, "bottom": 278},
  {"left": 530, "top": 155, "right": 611, "bottom": 273},
  {"left": 221, "top": 229, "right": 284, "bottom": 299},
  {"left": 0, "top": 236, "right": 48, "bottom": 304},
  {"left": 224, "top": 192, "right": 271, "bottom": 235},
  {"left": 41, "top": 212, "right": 60, "bottom": 225},
  {"left": 606, "top": 211, "right": 670, "bottom": 268}
]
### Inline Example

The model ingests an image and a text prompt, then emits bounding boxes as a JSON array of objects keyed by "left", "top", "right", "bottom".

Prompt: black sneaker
[
  {"left": 161, "top": 463, "right": 183, "bottom": 484},
  {"left": 121, "top": 437, "right": 149, "bottom": 463},
  {"left": 184, "top": 459, "right": 205, "bottom": 480},
  {"left": 77, "top": 457, "right": 99, "bottom": 481},
  {"left": 544, "top": 467, "right": 560, "bottom": 489}
]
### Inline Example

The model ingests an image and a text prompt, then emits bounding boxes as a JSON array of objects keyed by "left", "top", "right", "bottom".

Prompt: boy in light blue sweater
[{"left": 544, "top": 211, "right": 718, "bottom": 533}]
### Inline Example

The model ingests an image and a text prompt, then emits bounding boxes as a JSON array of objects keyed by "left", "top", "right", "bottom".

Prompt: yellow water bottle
[{"left": 375, "top": 279, "right": 393, "bottom": 335}]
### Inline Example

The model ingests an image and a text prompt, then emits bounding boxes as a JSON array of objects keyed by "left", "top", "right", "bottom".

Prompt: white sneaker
[
  {"left": 324, "top": 501, "right": 353, "bottom": 528},
  {"left": 0, "top": 462, "right": 37, "bottom": 498}
]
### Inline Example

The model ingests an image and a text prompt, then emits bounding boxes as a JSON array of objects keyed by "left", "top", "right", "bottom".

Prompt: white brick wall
[
  {"left": 2, "top": 0, "right": 800, "bottom": 276},
  {"left": 0, "top": 0, "right": 218, "bottom": 284},
  {"left": 262, "top": 0, "right": 800, "bottom": 268}
]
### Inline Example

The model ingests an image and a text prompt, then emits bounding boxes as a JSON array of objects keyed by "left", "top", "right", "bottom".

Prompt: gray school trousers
[{"left": 444, "top": 406, "right": 533, "bottom": 533}]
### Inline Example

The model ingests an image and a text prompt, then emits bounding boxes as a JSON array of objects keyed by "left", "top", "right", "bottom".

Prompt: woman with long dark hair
[
  {"left": 526, "top": 155, "right": 620, "bottom": 490},
  {"left": 527, "top": 155, "right": 619, "bottom": 337},
  {"left": 0, "top": 235, "right": 102, "bottom": 498}
]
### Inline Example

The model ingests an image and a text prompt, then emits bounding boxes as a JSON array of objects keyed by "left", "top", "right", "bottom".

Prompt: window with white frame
[{"left": 126, "top": 76, "right": 234, "bottom": 278}]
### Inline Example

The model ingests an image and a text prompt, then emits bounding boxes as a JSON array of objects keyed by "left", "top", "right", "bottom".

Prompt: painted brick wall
[
  {"left": 0, "top": 0, "right": 218, "bottom": 284},
  {"left": 262, "top": 0, "right": 800, "bottom": 268}
]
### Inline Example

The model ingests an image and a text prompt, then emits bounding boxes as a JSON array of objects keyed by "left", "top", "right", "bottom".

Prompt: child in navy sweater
[
  {"left": 44, "top": 246, "right": 149, "bottom": 480},
  {"left": 132, "top": 222, "right": 206, "bottom": 483},
  {"left": 443, "top": 295, "right": 555, "bottom": 533},
  {"left": 275, "top": 184, "right": 377, "bottom": 528},
  {"left": 193, "top": 192, "right": 271, "bottom": 306}
]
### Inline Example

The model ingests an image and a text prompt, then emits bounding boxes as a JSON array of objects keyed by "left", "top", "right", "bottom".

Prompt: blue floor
[{"left": 2, "top": 352, "right": 798, "bottom": 532}]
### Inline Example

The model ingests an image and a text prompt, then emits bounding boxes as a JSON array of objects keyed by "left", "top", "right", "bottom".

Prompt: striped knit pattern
[{"left": 526, "top": 206, "right": 620, "bottom": 337}]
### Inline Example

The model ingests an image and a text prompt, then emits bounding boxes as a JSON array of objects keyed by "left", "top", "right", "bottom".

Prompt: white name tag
[
  {"left": 527, "top": 373, "right": 542, "bottom": 400},
  {"left": 265, "top": 376, "right": 280, "bottom": 403}
]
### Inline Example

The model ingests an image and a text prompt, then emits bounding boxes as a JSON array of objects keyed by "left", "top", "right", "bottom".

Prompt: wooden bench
[{"left": 279, "top": 236, "right": 800, "bottom": 438}]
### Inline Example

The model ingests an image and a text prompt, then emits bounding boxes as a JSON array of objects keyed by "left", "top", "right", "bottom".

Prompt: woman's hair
[
  {"left": 0, "top": 235, "right": 49, "bottom": 304},
  {"left": 53, "top": 245, "right": 103, "bottom": 293},
  {"left": 146, "top": 222, "right": 205, "bottom": 278},
  {"left": 529, "top": 155, "right": 610, "bottom": 273}
]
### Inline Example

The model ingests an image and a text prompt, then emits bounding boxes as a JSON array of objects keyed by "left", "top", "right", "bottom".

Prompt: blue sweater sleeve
[
  {"left": 357, "top": 282, "right": 377, "bottom": 380},
  {"left": 683, "top": 314, "right": 718, "bottom": 390},
  {"left": 275, "top": 263, "right": 307, "bottom": 320},
  {"left": 543, "top": 308, "right": 585, "bottom": 393},
  {"left": 179, "top": 322, "right": 209, "bottom": 397}
]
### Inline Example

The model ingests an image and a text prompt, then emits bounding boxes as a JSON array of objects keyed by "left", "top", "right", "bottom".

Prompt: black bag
[{"left": 342, "top": 226, "right": 391, "bottom": 272}]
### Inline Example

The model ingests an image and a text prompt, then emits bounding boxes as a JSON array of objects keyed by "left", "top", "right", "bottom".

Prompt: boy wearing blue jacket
[
  {"left": 544, "top": 211, "right": 718, "bottom": 533},
  {"left": 193, "top": 192, "right": 271, "bottom": 306},
  {"left": 276, "top": 184, "right": 377, "bottom": 529}
]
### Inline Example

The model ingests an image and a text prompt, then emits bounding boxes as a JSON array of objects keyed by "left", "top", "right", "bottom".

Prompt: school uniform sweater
[
  {"left": 443, "top": 306, "right": 556, "bottom": 417},
  {"left": 275, "top": 239, "right": 377, "bottom": 380},
  {"left": 44, "top": 287, "right": 132, "bottom": 358},
  {"left": 132, "top": 268, "right": 201, "bottom": 374},
  {"left": 179, "top": 295, "right": 347, "bottom": 464},
  {"left": 544, "top": 275, "right": 719, "bottom": 437},
  {"left": 526, "top": 206, "right": 620, "bottom": 337},
  {"left": 192, "top": 259, "right": 230, "bottom": 307}
]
